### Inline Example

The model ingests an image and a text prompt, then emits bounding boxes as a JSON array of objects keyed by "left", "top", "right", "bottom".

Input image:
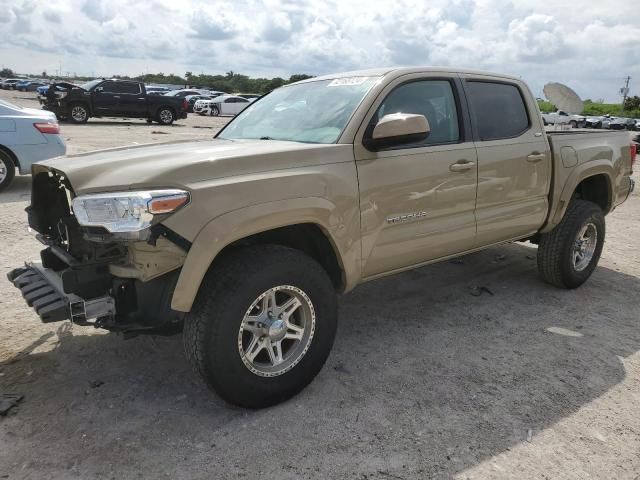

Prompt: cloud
[
  {"left": 0, "top": 0, "right": 639, "bottom": 102},
  {"left": 43, "top": 10, "right": 62, "bottom": 23}
]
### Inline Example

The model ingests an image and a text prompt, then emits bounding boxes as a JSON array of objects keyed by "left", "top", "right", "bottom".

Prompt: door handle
[
  {"left": 449, "top": 160, "right": 475, "bottom": 172},
  {"left": 527, "top": 153, "right": 546, "bottom": 163}
]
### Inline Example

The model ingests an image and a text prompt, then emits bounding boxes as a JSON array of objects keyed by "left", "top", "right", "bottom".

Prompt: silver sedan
[{"left": 0, "top": 98, "right": 66, "bottom": 191}]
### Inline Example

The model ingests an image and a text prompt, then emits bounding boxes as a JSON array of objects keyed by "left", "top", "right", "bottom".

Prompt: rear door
[
  {"left": 354, "top": 74, "right": 478, "bottom": 277},
  {"left": 461, "top": 76, "right": 551, "bottom": 246}
]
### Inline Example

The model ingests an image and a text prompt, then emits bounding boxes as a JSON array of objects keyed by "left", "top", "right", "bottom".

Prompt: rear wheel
[
  {"left": 156, "top": 107, "right": 174, "bottom": 125},
  {"left": 69, "top": 103, "right": 89, "bottom": 124},
  {"left": 537, "top": 200, "right": 605, "bottom": 288},
  {"left": 183, "top": 245, "right": 338, "bottom": 408},
  {"left": 0, "top": 150, "right": 16, "bottom": 192}
]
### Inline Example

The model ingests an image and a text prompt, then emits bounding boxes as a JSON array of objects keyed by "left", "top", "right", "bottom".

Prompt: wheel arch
[
  {"left": 170, "top": 198, "right": 361, "bottom": 312},
  {"left": 0, "top": 144, "right": 19, "bottom": 170},
  {"left": 543, "top": 163, "right": 614, "bottom": 233}
]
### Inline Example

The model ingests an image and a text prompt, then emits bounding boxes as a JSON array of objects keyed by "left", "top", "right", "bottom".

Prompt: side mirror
[{"left": 365, "top": 113, "right": 430, "bottom": 151}]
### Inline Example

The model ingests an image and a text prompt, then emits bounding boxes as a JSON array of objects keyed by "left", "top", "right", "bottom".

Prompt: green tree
[
  {"left": 623, "top": 95, "right": 640, "bottom": 111},
  {"left": 0, "top": 67, "right": 15, "bottom": 77}
]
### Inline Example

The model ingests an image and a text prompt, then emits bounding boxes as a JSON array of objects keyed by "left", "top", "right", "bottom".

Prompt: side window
[
  {"left": 371, "top": 80, "right": 460, "bottom": 147},
  {"left": 224, "top": 98, "right": 234, "bottom": 103},
  {"left": 119, "top": 83, "right": 141, "bottom": 94},
  {"left": 101, "top": 82, "right": 140, "bottom": 94},
  {"left": 466, "top": 81, "right": 530, "bottom": 141}
]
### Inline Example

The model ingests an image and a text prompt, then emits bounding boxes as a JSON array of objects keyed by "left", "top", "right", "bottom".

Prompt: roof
[{"left": 292, "top": 66, "right": 518, "bottom": 85}]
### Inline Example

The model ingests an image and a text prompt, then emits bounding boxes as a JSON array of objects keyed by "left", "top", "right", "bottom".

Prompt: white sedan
[
  {"left": 0, "top": 98, "right": 66, "bottom": 191},
  {"left": 198, "top": 95, "right": 252, "bottom": 117}
]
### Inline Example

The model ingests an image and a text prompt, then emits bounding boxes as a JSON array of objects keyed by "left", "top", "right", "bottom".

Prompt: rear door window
[{"left": 466, "top": 81, "right": 530, "bottom": 141}]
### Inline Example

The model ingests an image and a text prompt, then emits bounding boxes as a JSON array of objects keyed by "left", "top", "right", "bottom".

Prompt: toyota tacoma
[{"left": 8, "top": 67, "right": 636, "bottom": 408}]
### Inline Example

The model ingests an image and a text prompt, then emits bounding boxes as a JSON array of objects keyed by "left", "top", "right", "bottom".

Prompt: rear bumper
[{"left": 7, "top": 263, "right": 115, "bottom": 324}]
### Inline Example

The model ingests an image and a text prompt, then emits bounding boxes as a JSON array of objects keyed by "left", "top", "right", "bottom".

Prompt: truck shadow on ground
[
  {"left": 63, "top": 120, "right": 188, "bottom": 127},
  {"left": 1, "top": 243, "right": 639, "bottom": 478}
]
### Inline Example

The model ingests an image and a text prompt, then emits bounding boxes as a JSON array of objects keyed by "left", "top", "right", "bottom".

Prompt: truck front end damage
[{"left": 8, "top": 167, "right": 189, "bottom": 334}]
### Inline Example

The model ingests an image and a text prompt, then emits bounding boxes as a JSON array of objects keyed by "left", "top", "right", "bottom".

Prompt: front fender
[{"left": 170, "top": 197, "right": 361, "bottom": 312}]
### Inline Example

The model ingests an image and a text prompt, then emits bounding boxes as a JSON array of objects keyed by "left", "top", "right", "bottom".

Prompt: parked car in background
[
  {"left": 165, "top": 89, "right": 207, "bottom": 98},
  {"left": 36, "top": 82, "right": 77, "bottom": 99},
  {"left": 0, "top": 98, "right": 66, "bottom": 191},
  {"left": 601, "top": 116, "right": 617, "bottom": 129},
  {"left": 184, "top": 94, "right": 222, "bottom": 113},
  {"left": 1, "top": 78, "right": 27, "bottom": 90},
  {"left": 41, "top": 79, "right": 188, "bottom": 125},
  {"left": 609, "top": 117, "right": 637, "bottom": 130},
  {"left": 17, "top": 80, "right": 49, "bottom": 92},
  {"left": 207, "top": 94, "right": 252, "bottom": 116},
  {"left": 541, "top": 110, "right": 586, "bottom": 128},
  {"left": 584, "top": 115, "right": 604, "bottom": 128}
]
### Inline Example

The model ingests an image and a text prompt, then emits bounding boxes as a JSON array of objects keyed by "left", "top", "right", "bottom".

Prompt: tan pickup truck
[{"left": 8, "top": 67, "right": 636, "bottom": 408}]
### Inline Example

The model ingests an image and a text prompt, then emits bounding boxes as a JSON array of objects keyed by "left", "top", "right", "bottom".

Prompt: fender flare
[
  {"left": 543, "top": 161, "right": 614, "bottom": 232},
  {"left": 170, "top": 197, "right": 360, "bottom": 312}
]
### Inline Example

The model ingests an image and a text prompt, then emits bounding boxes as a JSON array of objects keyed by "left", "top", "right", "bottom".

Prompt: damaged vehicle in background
[
  {"left": 7, "top": 67, "right": 636, "bottom": 409},
  {"left": 541, "top": 110, "right": 586, "bottom": 128},
  {"left": 41, "top": 79, "right": 188, "bottom": 125}
]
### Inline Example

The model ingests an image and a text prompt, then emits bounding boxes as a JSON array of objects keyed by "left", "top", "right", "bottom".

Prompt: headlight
[{"left": 71, "top": 189, "right": 190, "bottom": 234}]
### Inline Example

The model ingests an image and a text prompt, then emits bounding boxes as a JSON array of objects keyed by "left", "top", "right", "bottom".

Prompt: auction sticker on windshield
[{"left": 328, "top": 77, "right": 369, "bottom": 87}]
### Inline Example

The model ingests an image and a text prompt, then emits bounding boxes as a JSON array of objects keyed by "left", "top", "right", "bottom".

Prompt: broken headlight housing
[{"left": 71, "top": 190, "right": 190, "bottom": 237}]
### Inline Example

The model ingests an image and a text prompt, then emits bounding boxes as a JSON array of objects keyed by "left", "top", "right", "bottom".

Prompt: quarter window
[{"left": 466, "top": 81, "right": 529, "bottom": 141}]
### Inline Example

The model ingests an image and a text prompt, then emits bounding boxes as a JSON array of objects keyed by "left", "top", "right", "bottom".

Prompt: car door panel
[
  {"left": 353, "top": 75, "right": 478, "bottom": 278},
  {"left": 462, "top": 77, "right": 551, "bottom": 246},
  {"left": 357, "top": 145, "right": 478, "bottom": 277}
]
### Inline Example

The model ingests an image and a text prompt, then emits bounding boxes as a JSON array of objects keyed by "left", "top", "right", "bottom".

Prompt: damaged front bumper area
[
  {"left": 8, "top": 263, "right": 115, "bottom": 324},
  {"left": 10, "top": 166, "right": 188, "bottom": 334}
]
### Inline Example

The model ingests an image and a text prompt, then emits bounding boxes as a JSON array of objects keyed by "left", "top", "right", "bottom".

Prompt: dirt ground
[{"left": 1, "top": 89, "right": 639, "bottom": 480}]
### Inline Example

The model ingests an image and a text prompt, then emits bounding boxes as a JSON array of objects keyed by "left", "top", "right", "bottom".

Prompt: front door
[{"left": 354, "top": 76, "right": 478, "bottom": 278}]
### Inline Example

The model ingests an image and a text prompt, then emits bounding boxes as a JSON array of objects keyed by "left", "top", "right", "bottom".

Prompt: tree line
[{"left": 538, "top": 98, "right": 640, "bottom": 118}]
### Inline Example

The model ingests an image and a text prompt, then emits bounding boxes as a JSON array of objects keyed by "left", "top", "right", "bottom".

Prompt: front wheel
[
  {"left": 69, "top": 103, "right": 89, "bottom": 123},
  {"left": 183, "top": 245, "right": 338, "bottom": 408},
  {"left": 0, "top": 150, "right": 16, "bottom": 192},
  {"left": 537, "top": 200, "right": 605, "bottom": 288},
  {"left": 569, "top": 120, "right": 577, "bottom": 128},
  {"left": 210, "top": 105, "right": 220, "bottom": 117},
  {"left": 156, "top": 107, "right": 175, "bottom": 125}
]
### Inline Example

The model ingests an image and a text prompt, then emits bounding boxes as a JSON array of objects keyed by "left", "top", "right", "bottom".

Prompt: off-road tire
[
  {"left": 0, "top": 150, "right": 16, "bottom": 192},
  {"left": 537, "top": 200, "right": 605, "bottom": 288},
  {"left": 183, "top": 245, "right": 338, "bottom": 408},
  {"left": 69, "top": 103, "right": 89, "bottom": 124},
  {"left": 156, "top": 107, "right": 175, "bottom": 125}
]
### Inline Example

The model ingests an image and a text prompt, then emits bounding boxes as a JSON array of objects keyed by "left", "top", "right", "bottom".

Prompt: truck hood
[{"left": 36, "top": 138, "right": 350, "bottom": 195}]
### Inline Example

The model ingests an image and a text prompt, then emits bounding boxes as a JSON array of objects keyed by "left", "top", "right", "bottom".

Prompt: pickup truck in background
[
  {"left": 541, "top": 110, "right": 586, "bottom": 128},
  {"left": 41, "top": 79, "right": 188, "bottom": 125},
  {"left": 8, "top": 67, "right": 636, "bottom": 408}
]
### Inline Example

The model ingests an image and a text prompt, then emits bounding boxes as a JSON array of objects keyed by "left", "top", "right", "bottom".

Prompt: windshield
[
  {"left": 218, "top": 77, "right": 380, "bottom": 144},
  {"left": 80, "top": 79, "right": 103, "bottom": 90}
]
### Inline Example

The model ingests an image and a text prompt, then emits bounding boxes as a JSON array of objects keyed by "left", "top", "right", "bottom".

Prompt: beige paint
[{"left": 35, "top": 67, "right": 635, "bottom": 312}]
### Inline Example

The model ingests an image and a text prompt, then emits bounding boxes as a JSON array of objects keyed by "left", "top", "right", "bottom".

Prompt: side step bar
[{"left": 7, "top": 263, "right": 115, "bottom": 324}]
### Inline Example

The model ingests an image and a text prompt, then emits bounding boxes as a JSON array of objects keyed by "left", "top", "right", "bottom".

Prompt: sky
[{"left": 0, "top": 0, "right": 638, "bottom": 102}]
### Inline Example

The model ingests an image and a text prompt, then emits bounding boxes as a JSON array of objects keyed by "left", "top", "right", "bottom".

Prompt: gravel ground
[{"left": 0, "top": 89, "right": 639, "bottom": 480}]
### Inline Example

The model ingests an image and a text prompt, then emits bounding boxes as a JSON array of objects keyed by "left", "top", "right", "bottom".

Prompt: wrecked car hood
[{"left": 35, "top": 138, "right": 351, "bottom": 195}]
